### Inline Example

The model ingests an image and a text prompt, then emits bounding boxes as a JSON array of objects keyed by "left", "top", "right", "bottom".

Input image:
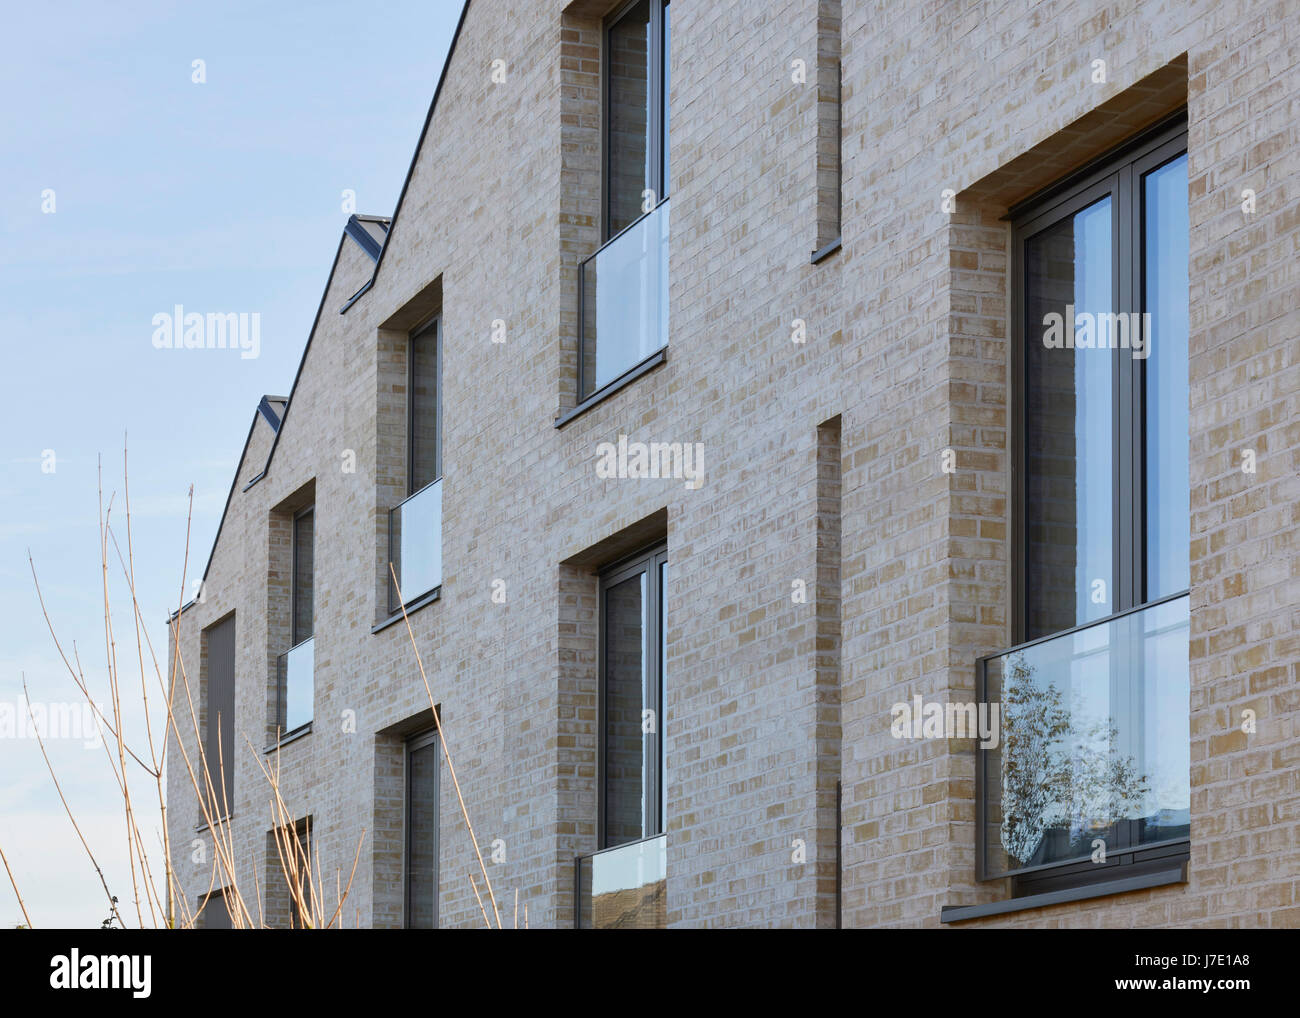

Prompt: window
[
  {"left": 606, "top": 0, "right": 669, "bottom": 237},
  {"left": 405, "top": 729, "right": 440, "bottom": 928},
  {"left": 576, "top": 0, "right": 671, "bottom": 404},
  {"left": 292, "top": 506, "right": 314, "bottom": 644},
  {"left": 276, "top": 506, "right": 315, "bottom": 735},
  {"left": 199, "top": 887, "right": 234, "bottom": 929},
  {"left": 599, "top": 545, "right": 668, "bottom": 847},
  {"left": 203, "top": 613, "right": 235, "bottom": 816},
  {"left": 408, "top": 319, "right": 440, "bottom": 495},
  {"left": 980, "top": 117, "right": 1190, "bottom": 895},
  {"left": 272, "top": 817, "right": 312, "bottom": 929},
  {"left": 388, "top": 317, "right": 442, "bottom": 612}
]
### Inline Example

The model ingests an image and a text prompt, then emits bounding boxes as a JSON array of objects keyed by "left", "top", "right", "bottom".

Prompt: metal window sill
[
  {"left": 940, "top": 862, "right": 1188, "bottom": 924},
  {"left": 194, "top": 814, "right": 232, "bottom": 834},
  {"left": 372, "top": 586, "right": 441, "bottom": 633},
  {"left": 263, "top": 721, "right": 312, "bottom": 755},
  {"left": 810, "top": 236, "right": 842, "bottom": 264},
  {"left": 554, "top": 349, "right": 667, "bottom": 429}
]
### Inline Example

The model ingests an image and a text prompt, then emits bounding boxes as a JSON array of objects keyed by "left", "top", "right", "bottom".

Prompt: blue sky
[{"left": 0, "top": 0, "right": 463, "bottom": 928}]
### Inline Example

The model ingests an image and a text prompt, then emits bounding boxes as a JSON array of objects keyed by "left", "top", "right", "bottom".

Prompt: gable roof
[
  {"left": 173, "top": 2, "right": 473, "bottom": 622},
  {"left": 171, "top": 221, "right": 388, "bottom": 621},
  {"left": 340, "top": 0, "right": 472, "bottom": 316}
]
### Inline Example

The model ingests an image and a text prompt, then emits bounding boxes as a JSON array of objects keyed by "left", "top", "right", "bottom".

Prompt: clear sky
[{"left": 0, "top": 0, "right": 464, "bottom": 928}]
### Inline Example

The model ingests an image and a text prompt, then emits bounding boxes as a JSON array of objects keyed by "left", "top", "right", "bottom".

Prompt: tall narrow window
[
  {"left": 292, "top": 506, "right": 314, "bottom": 644},
  {"left": 409, "top": 319, "right": 440, "bottom": 494},
  {"left": 284, "top": 819, "right": 312, "bottom": 929},
  {"left": 405, "top": 729, "right": 440, "bottom": 928},
  {"left": 200, "top": 887, "right": 234, "bottom": 929},
  {"left": 276, "top": 506, "right": 315, "bottom": 735},
  {"left": 1016, "top": 123, "right": 1189, "bottom": 637},
  {"left": 978, "top": 117, "right": 1190, "bottom": 895},
  {"left": 600, "top": 545, "right": 667, "bottom": 847},
  {"left": 388, "top": 317, "right": 443, "bottom": 611},
  {"left": 606, "top": 0, "right": 669, "bottom": 237},
  {"left": 1024, "top": 195, "right": 1114, "bottom": 639},
  {"left": 203, "top": 614, "right": 236, "bottom": 816},
  {"left": 577, "top": 1, "right": 670, "bottom": 403}
]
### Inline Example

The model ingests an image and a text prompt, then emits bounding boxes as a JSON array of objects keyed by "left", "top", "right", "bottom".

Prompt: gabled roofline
[
  {"left": 174, "top": 218, "right": 380, "bottom": 621},
  {"left": 340, "top": 0, "right": 472, "bottom": 316},
  {"left": 168, "top": 394, "right": 283, "bottom": 623},
  {"left": 173, "top": 2, "right": 473, "bottom": 623}
]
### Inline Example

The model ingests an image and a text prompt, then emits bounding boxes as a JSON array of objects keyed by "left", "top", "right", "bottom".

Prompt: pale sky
[{"left": 0, "top": 0, "right": 464, "bottom": 928}]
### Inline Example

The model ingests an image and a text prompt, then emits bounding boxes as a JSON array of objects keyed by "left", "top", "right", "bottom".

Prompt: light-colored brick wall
[{"left": 166, "top": 0, "right": 1300, "bottom": 928}]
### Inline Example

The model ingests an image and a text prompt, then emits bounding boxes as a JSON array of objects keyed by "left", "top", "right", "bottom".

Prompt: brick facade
[{"left": 166, "top": 0, "right": 1300, "bottom": 928}]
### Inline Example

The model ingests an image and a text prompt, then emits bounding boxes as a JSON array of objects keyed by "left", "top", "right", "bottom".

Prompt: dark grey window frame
[
  {"left": 199, "top": 886, "right": 234, "bottom": 929},
  {"left": 1010, "top": 113, "right": 1189, "bottom": 642},
  {"left": 406, "top": 315, "right": 442, "bottom": 497},
  {"left": 290, "top": 504, "right": 314, "bottom": 647},
  {"left": 384, "top": 314, "right": 443, "bottom": 616},
  {"left": 596, "top": 542, "right": 668, "bottom": 849},
  {"left": 284, "top": 815, "right": 312, "bottom": 930},
  {"left": 403, "top": 727, "right": 440, "bottom": 929},
  {"left": 988, "top": 112, "right": 1191, "bottom": 898},
  {"left": 602, "top": 0, "right": 670, "bottom": 242},
  {"left": 203, "top": 611, "right": 236, "bottom": 821}
]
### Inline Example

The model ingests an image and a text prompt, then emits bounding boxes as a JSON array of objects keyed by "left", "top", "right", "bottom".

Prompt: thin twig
[{"left": 0, "top": 843, "right": 33, "bottom": 928}]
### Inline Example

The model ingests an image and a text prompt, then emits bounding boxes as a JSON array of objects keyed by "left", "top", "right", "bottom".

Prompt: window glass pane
[
  {"left": 204, "top": 890, "right": 233, "bottom": 929},
  {"left": 607, "top": 0, "right": 652, "bottom": 236},
  {"left": 410, "top": 326, "right": 439, "bottom": 492},
  {"left": 658, "top": 559, "right": 667, "bottom": 832},
  {"left": 293, "top": 510, "right": 314, "bottom": 643},
  {"left": 1143, "top": 154, "right": 1190, "bottom": 600},
  {"left": 205, "top": 614, "right": 235, "bottom": 808},
  {"left": 661, "top": 2, "right": 670, "bottom": 197},
  {"left": 1025, "top": 196, "right": 1114, "bottom": 639},
  {"left": 603, "top": 571, "right": 647, "bottom": 846},
  {"left": 407, "top": 740, "right": 438, "bottom": 928}
]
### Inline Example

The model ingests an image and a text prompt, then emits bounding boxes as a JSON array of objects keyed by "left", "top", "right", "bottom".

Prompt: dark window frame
[
  {"left": 1009, "top": 114, "right": 1189, "bottom": 642},
  {"left": 988, "top": 113, "right": 1191, "bottom": 896},
  {"left": 406, "top": 315, "right": 442, "bottom": 497},
  {"left": 199, "top": 886, "right": 234, "bottom": 929},
  {"left": 290, "top": 505, "right": 314, "bottom": 647},
  {"left": 403, "top": 727, "right": 440, "bottom": 929},
  {"left": 596, "top": 542, "right": 668, "bottom": 850},
  {"left": 602, "top": 0, "right": 670, "bottom": 242},
  {"left": 383, "top": 315, "right": 443, "bottom": 616},
  {"left": 202, "top": 612, "right": 236, "bottom": 820},
  {"left": 284, "top": 816, "right": 312, "bottom": 930}
]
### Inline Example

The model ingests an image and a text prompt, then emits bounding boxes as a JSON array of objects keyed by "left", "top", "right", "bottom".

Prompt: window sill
[
  {"left": 372, "top": 586, "right": 441, "bottom": 634},
  {"left": 554, "top": 349, "right": 667, "bottom": 429},
  {"left": 810, "top": 237, "right": 841, "bottom": 264},
  {"left": 939, "top": 861, "right": 1188, "bottom": 923},
  {"left": 194, "top": 814, "right": 232, "bottom": 834},
  {"left": 263, "top": 722, "right": 312, "bottom": 754}
]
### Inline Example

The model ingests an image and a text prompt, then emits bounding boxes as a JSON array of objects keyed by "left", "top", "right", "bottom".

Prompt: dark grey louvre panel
[{"left": 205, "top": 614, "right": 236, "bottom": 813}]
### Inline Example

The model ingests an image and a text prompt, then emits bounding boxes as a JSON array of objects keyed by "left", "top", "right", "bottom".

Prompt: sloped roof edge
[
  {"left": 340, "top": 0, "right": 472, "bottom": 316},
  {"left": 168, "top": 393, "right": 283, "bottom": 622},
  {"left": 172, "top": 219, "right": 375, "bottom": 620}
]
